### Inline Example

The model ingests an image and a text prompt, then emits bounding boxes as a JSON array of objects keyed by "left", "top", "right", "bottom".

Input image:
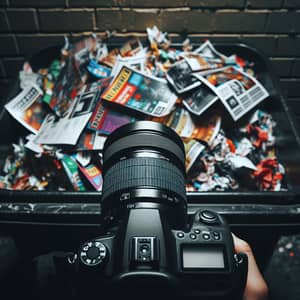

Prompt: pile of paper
[{"left": 0, "top": 27, "right": 285, "bottom": 192}]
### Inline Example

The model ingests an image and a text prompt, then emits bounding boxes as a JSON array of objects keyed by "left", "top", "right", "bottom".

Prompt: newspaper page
[
  {"left": 101, "top": 66, "right": 177, "bottom": 117},
  {"left": 33, "top": 112, "right": 91, "bottom": 145},
  {"left": 166, "top": 41, "right": 227, "bottom": 94},
  {"left": 166, "top": 58, "right": 202, "bottom": 94},
  {"left": 5, "top": 84, "right": 46, "bottom": 134},
  {"left": 193, "top": 66, "right": 269, "bottom": 121},
  {"left": 25, "top": 134, "right": 44, "bottom": 153},
  {"left": 183, "top": 84, "right": 219, "bottom": 116},
  {"left": 184, "top": 139, "right": 205, "bottom": 172},
  {"left": 33, "top": 84, "right": 101, "bottom": 145}
]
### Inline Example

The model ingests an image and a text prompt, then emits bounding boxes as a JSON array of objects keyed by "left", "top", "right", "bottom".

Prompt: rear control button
[
  {"left": 177, "top": 232, "right": 185, "bottom": 238},
  {"left": 213, "top": 231, "right": 221, "bottom": 240},
  {"left": 189, "top": 233, "right": 197, "bottom": 240},
  {"left": 202, "top": 233, "right": 211, "bottom": 240},
  {"left": 193, "top": 229, "right": 201, "bottom": 234}
]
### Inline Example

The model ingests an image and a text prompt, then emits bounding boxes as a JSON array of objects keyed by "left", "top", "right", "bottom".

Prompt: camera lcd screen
[{"left": 182, "top": 245, "right": 225, "bottom": 269}]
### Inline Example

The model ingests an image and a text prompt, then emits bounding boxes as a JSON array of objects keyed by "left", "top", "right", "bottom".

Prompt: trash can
[{"left": 0, "top": 41, "right": 300, "bottom": 269}]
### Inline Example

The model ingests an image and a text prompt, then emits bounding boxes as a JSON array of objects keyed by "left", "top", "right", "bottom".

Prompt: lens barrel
[{"left": 101, "top": 121, "right": 187, "bottom": 228}]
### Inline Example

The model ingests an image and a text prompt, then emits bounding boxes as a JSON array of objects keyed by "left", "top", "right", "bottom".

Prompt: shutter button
[{"left": 199, "top": 210, "right": 219, "bottom": 224}]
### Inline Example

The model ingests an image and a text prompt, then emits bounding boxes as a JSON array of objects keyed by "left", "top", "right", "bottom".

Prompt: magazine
[
  {"left": 101, "top": 66, "right": 177, "bottom": 117},
  {"left": 87, "top": 100, "right": 138, "bottom": 134}
]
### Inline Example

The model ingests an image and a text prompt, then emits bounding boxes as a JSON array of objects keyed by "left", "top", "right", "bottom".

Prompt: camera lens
[{"left": 101, "top": 121, "right": 187, "bottom": 228}]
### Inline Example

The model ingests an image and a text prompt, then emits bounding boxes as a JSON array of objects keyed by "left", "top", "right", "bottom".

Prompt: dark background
[
  {"left": 0, "top": 1, "right": 300, "bottom": 299},
  {"left": 0, "top": 0, "right": 300, "bottom": 127}
]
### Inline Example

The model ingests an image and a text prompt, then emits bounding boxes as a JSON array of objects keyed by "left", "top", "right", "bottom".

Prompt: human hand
[{"left": 232, "top": 233, "right": 269, "bottom": 300}]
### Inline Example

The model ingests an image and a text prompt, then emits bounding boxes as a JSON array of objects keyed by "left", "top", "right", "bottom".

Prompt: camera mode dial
[{"left": 79, "top": 241, "right": 107, "bottom": 267}]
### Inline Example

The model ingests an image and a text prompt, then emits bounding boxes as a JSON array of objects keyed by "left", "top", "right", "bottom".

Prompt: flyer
[
  {"left": 101, "top": 66, "right": 177, "bottom": 117},
  {"left": 5, "top": 84, "right": 46, "bottom": 133},
  {"left": 193, "top": 66, "right": 269, "bottom": 121}
]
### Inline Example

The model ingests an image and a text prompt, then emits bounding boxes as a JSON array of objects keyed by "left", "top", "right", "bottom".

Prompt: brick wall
[{"left": 0, "top": 0, "right": 300, "bottom": 122}]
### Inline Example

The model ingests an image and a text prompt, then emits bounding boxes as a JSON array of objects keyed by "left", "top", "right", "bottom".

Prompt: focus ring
[{"left": 102, "top": 157, "right": 186, "bottom": 201}]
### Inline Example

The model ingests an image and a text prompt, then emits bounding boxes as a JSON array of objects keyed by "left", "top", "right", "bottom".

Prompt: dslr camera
[{"left": 72, "top": 121, "right": 247, "bottom": 299}]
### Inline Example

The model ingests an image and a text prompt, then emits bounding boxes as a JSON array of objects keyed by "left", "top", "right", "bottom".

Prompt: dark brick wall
[{"left": 0, "top": 0, "right": 300, "bottom": 122}]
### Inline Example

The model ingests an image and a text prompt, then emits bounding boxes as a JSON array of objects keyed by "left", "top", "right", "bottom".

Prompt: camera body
[
  {"left": 70, "top": 121, "right": 247, "bottom": 299},
  {"left": 77, "top": 205, "right": 247, "bottom": 299}
]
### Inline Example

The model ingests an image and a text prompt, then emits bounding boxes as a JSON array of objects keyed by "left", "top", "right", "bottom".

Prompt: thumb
[{"left": 232, "top": 233, "right": 268, "bottom": 300}]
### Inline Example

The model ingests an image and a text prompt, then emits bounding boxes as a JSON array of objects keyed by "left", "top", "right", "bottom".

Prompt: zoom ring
[{"left": 102, "top": 157, "right": 186, "bottom": 201}]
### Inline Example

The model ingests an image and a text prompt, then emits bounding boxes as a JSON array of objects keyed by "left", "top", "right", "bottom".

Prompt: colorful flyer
[
  {"left": 87, "top": 59, "right": 112, "bottom": 79},
  {"left": 61, "top": 155, "right": 86, "bottom": 191},
  {"left": 78, "top": 163, "right": 103, "bottom": 191},
  {"left": 101, "top": 66, "right": 177, "bottom": 117}
]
